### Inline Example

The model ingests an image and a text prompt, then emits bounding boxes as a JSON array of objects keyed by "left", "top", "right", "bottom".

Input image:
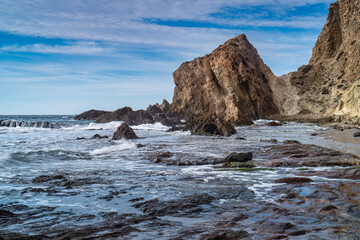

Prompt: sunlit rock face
[
  {"left": 170, "top": 34, "right": 279, "bottom": 127},
  {"left": 282, "top": 0, "right": 360, "bottom": 117}
]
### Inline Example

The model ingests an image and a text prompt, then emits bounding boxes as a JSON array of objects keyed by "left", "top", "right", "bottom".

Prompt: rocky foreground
[{"left": 2, "top": 127, "right": 360, "bottom": 239}]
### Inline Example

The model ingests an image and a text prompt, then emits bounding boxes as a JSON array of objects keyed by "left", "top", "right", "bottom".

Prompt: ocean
[{"left": 1, "top": 115, "right": 359, "bottom": 239}]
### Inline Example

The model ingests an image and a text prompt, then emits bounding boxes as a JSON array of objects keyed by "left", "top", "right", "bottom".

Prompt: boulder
[
  {"left": 224, "top": 152, "right": 253, "bottom": 163},
  {"left": 112, "top": 123, "right": 138, "bottom": 140}
]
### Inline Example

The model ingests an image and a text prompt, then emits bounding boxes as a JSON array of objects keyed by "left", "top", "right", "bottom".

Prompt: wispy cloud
[{"left": 1, "top": 42, "right": 113, "bottom": 55}]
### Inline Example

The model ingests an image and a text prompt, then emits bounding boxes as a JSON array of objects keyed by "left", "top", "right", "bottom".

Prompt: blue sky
[{"left": 0, "top": 0, "right": 333, "bottom": 114}]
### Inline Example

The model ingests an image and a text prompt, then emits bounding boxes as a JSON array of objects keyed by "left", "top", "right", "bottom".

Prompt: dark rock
[
  {"left": 149, "top": 152, "right": 174, "bottom": 163},
  {"left": 76, "top": 137, "right": 86, "bottom": 140},
  {"left": 283, "top": 140, "right": 300, "bottom": 144},
  {"left": 136, "top": 144, "right": 145, "bottom": 148},
  {"left": 0, "top": 209, "right": 16, "bottom": 218},
  {"left": 91, "top": 134, "right": 108, "bottom": 139},
  {"left": 95, "top": 107, "right": 133, "bottom": 123},
  {"left": 146, "top": 104, "right": 163, "bottom": 114},
  {"left": 274, "top": 177, "right": 313, "bottom": 184},
  {"left": 32, "top": 175, "right": 66, "bottom": 184},
  {"left": 200, "top": 230, "right": 249, "bottom": 240},
  {"left": 257, "top": 142, "right": 360, "bottom": 168},
  {"left": 235, "top": 136, "right": 246, "bottom": 140},
  {"left": 260, "top": 139, "right": 278, "bottom": 143},
  {"left": 132, "top": 193, "right": 215, "bottom": 216},
  {"left": 112, "top": 123, "right": 138, "bottom": 140},
  {"left": 353, "top": 131, "right": 360, "bottom": 137},
  {"left": 74, "top": 109, "right": 110, "bottom": 120},
  {"left": 266, "top": 121, "right": 283, "bottom": 126},
  {"left": 224, "top": 152, "right": 253, "bottom": 163},
  {"left": 189, "top": 116, "right": 237, "bottom": 136}
]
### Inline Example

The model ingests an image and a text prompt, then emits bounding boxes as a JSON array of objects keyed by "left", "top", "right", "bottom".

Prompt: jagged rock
[
  {"left": 112, "top": 123, "right": 138, "bottom": 140},
  {"left": 224, "top": 152, "right": 253, "bottom": 163},
  {"left": 170, "top": 34, "right": 279, "bottom": 133},
  {"left": 74, "top": 110, "right": 110, "bottom": 120},
  {"left": 274, "top": 0, "right": 360, "bottom": 118}
]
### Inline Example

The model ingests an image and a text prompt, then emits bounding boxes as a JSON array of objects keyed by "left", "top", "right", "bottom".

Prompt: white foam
[
  {"left": 253, "top": 119, "right": 280, "bottom": 125},
  {"left": 64, "top": 121, "right": 122, "bottom": 131},
  {"left": 132, "top": 122, "right": 170, "bottom": 131},
  {"left": 90, "top": 141, "right": 136, "bottom": 155}
]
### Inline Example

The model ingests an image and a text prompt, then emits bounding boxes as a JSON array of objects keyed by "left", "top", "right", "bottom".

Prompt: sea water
[{"left": 0, "top": 115, "right": 359, "bottom": 237}]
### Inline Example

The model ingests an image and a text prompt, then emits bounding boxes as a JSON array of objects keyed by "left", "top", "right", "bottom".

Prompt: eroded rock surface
[{"left": 170, "top": 34, "right": 279, "bottom": 134}]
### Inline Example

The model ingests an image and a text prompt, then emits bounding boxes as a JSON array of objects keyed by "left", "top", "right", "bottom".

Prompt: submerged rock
[
  {"left": 353, "top": 131, "right": 360, "bottom": 137},
  {"left": 274, "top": 177, "right": 313, "bottom": 184},
  {"left": 91, "top": 134, "right": 108, "bottom": 139},
  {"left": 112, "top": 123, "right": 138, "bottom": 140}
]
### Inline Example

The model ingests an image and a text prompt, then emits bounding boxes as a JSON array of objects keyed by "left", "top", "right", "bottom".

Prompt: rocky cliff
[
  {"left": 282, "top": 0, "right": 360, "bottom": 117},
  {"left": 170, "top": 34, "right": 279, "bottom": 129}
]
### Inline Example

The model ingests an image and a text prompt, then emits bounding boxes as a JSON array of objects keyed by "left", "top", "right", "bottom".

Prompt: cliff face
[
  {"left": 170, "top": 34, "right": 279, "bottom": 126},
  {"left": 284, "top": 0, "right": 360, "bottom": 117}
]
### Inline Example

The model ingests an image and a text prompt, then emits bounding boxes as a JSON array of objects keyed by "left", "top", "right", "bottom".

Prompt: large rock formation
[
  {"left": 170, "top": 34, "right": 279, "bottom": 130},
  {"left": 280, "top": 0, "right": 360, "bottom": 117}
]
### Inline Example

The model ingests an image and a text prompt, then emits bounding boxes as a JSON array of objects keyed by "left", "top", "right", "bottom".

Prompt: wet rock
[
  {"left": 189, "top": 117, "right": 237, "bottom": 137},
  {"left": 256, "top": 142, "right": 360, "bottom": 168},
  {"left": 283, "top": 140, "right": 300, "bottom": 144},
  {"left": 235, "top": 136, "right": 246, "bottom": 140},
  {"left": 149, "top": 152, "right": 223, "bottom": 165},
  {"left": 319, "top": 205, "right": 338, "bottom": 214},
  {"left": 266, "top": 121, "right": 283, "bottom": 126},
  {"left": 252, "top": 220, "right": 294, "bottom": 234},
  {"left": 91, "top": 134, "right": 108, "bottom": 139},
  {"left": 0, "top": 209, "right": 16, "bottom": 218},
  {"left": 274, "top": 177, "right": 313, "bottom": 184},
  {"left": 200, "top": 230, "right": 249, "bottom": 240},
  {"left": 136, "top": 144, "right": 145, "bottom": 148},
  {"left": 353, "top": 131, "right": 360, "bottom": 137},
  {"left": 76, "top": 137, "right": 86, "bottom": 140},
  {"left": 149, "top": 152, "right": 174, "bottom": 163},
  {"left": 112, "top": 123, "right": 138, "bottom": 140},
  {"left": 260, "top": 139, "right": 278, "bottom": 143},
  {"left": 166, "top": 125, "right": 187, "bottom": 132},
  {"left": 74, "top": 109, "right": 110, "bottom": 120},
  {"left": 32, "top": 175, "right": 66, "bottom": 184},
  {"left": 132, "top": 194, "right": 215, "bottom": 216},
  {"left": 224, "top": 152, "right": 252, "bottom": 163}
]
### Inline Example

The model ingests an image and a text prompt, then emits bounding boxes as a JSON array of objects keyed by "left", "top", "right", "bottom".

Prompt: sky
[{"left": 0, "top": 0, "right": 334, "bottom": 115}]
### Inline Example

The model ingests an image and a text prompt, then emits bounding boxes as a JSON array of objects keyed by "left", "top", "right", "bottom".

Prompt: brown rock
[
  {"left": 170, "top": 34, "right": 279, "bottom": 131},
  {"left": 274, "top": 177, "right": 313, "bottom": 184},
  {"left": 273, "top": 0, "right": 360, "bottom": 118},
  {"left": 112, "top": 123, "right": 138, "bottom": 140},
  {"left": 266, "top": 121, "right": 282, "bottom": 126}
]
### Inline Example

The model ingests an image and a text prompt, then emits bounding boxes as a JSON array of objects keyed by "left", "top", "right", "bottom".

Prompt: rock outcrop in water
[
  {"left": 0, "top": 120, "right": 61, "bottom": 129},
  {"left": 112, "top": 123, "right": 138, "bottom": 140},
  {"left": 170, "top": 34, "right": 279, "bottom": 135},
  {"left": 275, "top": 0, "right": 360, "bottom": 118},
  {"left": 75, "top": 100, "right": 179, "bottom": 127}
]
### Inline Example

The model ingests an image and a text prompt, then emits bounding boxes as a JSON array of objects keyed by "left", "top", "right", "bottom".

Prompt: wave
[
  {"left": 63, "top": 121, "right": 123, "bottom": 131},
  {"left": 132, "top": 122, "right": 170, "bottom": 131},
  {"left": 90, "top": 141, "right": 137, "bottom": 155},
  {"left": 252, "top": 119, "right": 280, "bottom": 125},
  {"left": 0, "top": 120, "right": 62, "bottom": 129}
]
